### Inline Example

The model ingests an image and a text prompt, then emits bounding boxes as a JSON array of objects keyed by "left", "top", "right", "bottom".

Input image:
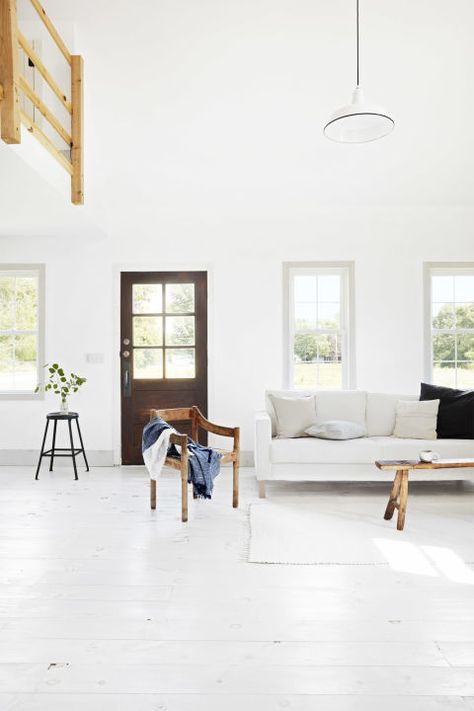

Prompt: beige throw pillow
[
  {"left": 270, "top": 395, "right": 316, "bottom": 438},
  {"left": 393, "top": 399, "right": 440, "bottom": 439}
]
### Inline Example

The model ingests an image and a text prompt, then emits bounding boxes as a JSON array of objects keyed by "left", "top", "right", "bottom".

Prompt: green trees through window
[
  {"left": 0, "top": 271, "right": 40, "bottom": 393},
  {"left": 290, "top": 269, "right": 348, "bottom": 389},
  {"left": 431, "top": 272, "right": 474, "bottom": 388}
]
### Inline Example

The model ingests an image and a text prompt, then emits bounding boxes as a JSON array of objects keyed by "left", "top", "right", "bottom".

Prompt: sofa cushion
[
  {"left": 374, "top": 436, "right": 474, "bottom": 461},
  {"left": 270, "top": 395, "right": 316, "bottom": 438},
  {"left": 393, "top": 399, "right": 439, "bottom": 439},
  {"left": 420, "top": 382, "right": 474, "bottom": 439},
  {"left": 270, "top": 435, "right": 474, "bottom": 465},
  {"left": 314, "top": 390, "right": 367, "bottom": 428},
  {"left": 270, "top": 436, "right": 381, "bottom": 464},
  {"left": 366, "top": 392, "right": 417, "bottom": 436}
]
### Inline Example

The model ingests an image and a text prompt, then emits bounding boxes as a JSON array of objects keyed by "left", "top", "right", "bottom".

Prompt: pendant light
[{"left": 324, "top": 0, "right": 394, "bottom": 143}]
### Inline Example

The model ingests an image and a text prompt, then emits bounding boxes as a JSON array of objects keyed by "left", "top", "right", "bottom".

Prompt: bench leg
[
  {"left": 384, "top": 470, "right": 402, "bottom": 520},
  {"left": 397, "top": 470, "right": 409, "bottom": 531},
  {"left": 258, "top": 480, "right": 266, "bottom": 498},
  {"left": 150, "top": 479, "right": 156, "bottom": 509}
]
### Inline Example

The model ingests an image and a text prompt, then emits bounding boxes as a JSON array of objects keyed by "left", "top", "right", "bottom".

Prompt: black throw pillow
[{"left": 419, "top": 382, "right": 474, "bottom": 439}]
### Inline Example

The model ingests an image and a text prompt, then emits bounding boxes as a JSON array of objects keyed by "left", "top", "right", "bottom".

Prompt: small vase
[{"left": 60, "top": 398, "right": 69, "bottom": 414}]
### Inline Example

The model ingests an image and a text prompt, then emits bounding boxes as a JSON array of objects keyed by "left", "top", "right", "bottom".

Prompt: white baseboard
[
  {"left": 0, "top": 449, "right": 254, "bottom": 468},
  {"left": 0, "top": 450, "right": 115, "bottom": 466}
]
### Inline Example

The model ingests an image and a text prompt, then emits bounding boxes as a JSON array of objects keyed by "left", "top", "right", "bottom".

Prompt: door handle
[{"left": 123, "top": 363, "right": 131, "bottom": 398}]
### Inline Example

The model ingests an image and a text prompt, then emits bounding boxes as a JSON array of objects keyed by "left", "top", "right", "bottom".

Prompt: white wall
[
  {"left": 1, "top": 206, "right": 474, "bottom": 461},
  {"left": 2, "top": 0, "right": 474, "bottom": 461}
]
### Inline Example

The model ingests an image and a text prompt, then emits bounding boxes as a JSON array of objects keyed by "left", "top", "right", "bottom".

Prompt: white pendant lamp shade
[
  {"left": 324, "top": 0, "right": 394, "bottom": 143},
  {"left": 324, "top": 86, "right": 394, "bottom": 143}
]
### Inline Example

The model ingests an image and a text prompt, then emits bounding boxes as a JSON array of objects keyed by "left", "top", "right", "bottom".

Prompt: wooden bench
[
  {"left": 376, "top": 458, "right": 474, "bottom": 531},
  {"left": 149, "top": 406, "right": 240, "bottom": 522}
]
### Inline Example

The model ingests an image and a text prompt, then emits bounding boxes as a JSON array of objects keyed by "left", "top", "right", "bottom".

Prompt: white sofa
[{"left": 255, "top": 390, "right": 474, "bottom": 495}]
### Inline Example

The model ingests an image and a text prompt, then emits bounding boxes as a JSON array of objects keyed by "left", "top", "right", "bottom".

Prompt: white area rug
[{"left": 248, "top": 497, "right": 474, "bottom": 567}]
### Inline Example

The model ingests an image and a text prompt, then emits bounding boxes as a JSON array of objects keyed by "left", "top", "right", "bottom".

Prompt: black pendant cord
[
  {"left": 356, "top": 0, "right": 359, "bottom": 86},
  {"left": 356, "top": 0, "right": 360, "bottom": 86}
]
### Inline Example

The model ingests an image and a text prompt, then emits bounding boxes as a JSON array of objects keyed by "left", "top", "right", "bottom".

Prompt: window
[
  {"left": 0, "top": 266, "right": 44, "bottom": 397},
  {"left": 285, "top": 263, "right": 354, "bottom": 389},
  {"left": 425, "top": 264, "right": 474, "bottom": 389}
]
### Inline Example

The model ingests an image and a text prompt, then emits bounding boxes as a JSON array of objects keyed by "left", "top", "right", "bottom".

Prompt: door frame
[{"left": 112, "top": 263, "right": 213, "bottom": 466}]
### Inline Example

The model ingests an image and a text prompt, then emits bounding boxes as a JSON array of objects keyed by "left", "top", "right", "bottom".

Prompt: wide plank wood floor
[{"left": 0, "top": 465, "right": 474, "bottom": 710}]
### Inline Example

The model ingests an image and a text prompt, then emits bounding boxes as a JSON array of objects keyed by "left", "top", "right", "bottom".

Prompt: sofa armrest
[{"left": 255, "top": 411, "right": 272, "bottom": 481}]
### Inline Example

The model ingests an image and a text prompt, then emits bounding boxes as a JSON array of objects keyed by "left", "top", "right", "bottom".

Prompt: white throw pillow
[
  {"left": 305, "top": 420, "right": 366, "bottom": 440},
  {"left": 393, "top": 399, "right": 440, "bottom": 439},
  {"left": 270, "top": 395, "right": 316, "bottom": 438}
]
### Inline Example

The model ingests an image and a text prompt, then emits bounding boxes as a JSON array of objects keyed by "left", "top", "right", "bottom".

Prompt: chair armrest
[
  {"left": 169, "top": 432, "right": 188, "bottom": 448},
  {"left": 255, "top": 411, "right": 272, "bottom": 480},
  {"left": 193, "top": 407, "right": 238, "bottom": 439}
]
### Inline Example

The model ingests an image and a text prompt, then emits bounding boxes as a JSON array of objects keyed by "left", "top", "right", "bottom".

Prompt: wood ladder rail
[{"left": 0, "top": 0, "right": 84, "bottom": 204}]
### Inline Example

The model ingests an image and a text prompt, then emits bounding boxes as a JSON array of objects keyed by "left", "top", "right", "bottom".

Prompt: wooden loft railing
[{"left": 0, "top": 0, "right": 83, "bottom": 204}]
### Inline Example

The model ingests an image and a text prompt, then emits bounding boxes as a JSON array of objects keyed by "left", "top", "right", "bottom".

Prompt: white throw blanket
[{"left": 143, "top": 426, "right": 176, "bottom": 481}]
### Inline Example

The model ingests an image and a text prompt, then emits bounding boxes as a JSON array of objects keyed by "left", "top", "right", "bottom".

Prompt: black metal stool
[{"left": 35, "top": 412, "right": 89, "bottom": 481}]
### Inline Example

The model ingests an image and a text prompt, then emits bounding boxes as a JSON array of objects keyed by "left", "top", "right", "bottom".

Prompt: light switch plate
[{"left": 85, "top": 353, "right": 104, "bottom": 364}]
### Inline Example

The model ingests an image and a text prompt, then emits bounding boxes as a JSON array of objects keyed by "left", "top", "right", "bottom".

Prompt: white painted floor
[{"left": 1, "top": 465, "right": 474, "bottom": 710}]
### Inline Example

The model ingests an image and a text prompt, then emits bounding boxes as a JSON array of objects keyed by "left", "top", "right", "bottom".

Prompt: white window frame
[
  {"left": 0, "top": 264, "right": 45, "bottom": 400},
  {"left": 424, "top": 262, "right": 474, "bottom": 388},
  {"left": 283, "top": 262, "right": 355, "bottom": 389}
]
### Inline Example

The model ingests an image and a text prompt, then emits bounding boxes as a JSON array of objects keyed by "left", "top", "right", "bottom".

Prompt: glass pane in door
[
  {"left": 165, "top": 283, "right": 194, "bottom": 313},
  {"left": 165, "top": 316, "right": 195, "bottom": 346},
  {"left": 133, "top": 349, "right": 163, "bottom": 379},
  {"left": 165, "top": 349, "right": 195, "bottom": 378},
  {"left": 132, "top": 284, "right": 162, "bottom": 314},
  {"left": 133, "top": 316, "right": 163, "bottom": 346}
]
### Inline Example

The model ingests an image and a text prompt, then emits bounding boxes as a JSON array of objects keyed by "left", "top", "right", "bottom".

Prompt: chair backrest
[
  {"left": 150, "top": 407, "right": 194, "bottom": 423},
  {"left": 150, "top": 406, "right": 200, "bottom": 442}
]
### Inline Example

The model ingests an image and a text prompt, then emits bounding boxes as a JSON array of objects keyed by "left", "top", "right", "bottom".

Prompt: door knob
[
  {"left": 122, "top": 350, "right": 130, "bottom": 358},
  {"left": 123, "top": 338, "right": 130, "bottom": 345}
]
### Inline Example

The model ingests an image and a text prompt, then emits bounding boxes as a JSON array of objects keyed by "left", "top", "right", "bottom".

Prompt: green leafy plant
[{"left": 35, "top": 363, "right": 87, "bottom": 405}]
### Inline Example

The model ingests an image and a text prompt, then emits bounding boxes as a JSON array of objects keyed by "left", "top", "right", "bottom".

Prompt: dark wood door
[{"left": 121, "top": 271, "right": 208, "bottom": 465}]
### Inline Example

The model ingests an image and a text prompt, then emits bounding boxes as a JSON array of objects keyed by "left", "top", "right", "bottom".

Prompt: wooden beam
[
  {"left": 70, "top": 55, "right": 83, "bottom": 205},
  {"left": 0, "top": 0, "right": 21, "bottom": 143},
  {"left": 28, "top": 0, "right": 71, "bottom": 65},
  {"left": 20, "top": 109, "right": 73, "bottom": 174},
  {"left": 19, "top": 74, "right": 71, "bottom": 146},
  {"left": 17, "top": 31, "right": 72, "bottom": 113}
]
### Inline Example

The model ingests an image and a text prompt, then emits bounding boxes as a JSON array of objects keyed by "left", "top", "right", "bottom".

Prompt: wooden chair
[{"left": 149, "top": 406, "right": 240, "bottom": 522}]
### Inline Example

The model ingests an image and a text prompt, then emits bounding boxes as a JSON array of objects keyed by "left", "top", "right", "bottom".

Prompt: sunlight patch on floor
[{"left": 374, "top": 538, "right": 439, "bottom": 576}]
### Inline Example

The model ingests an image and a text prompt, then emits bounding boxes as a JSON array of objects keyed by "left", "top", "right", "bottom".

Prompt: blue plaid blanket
[{"left": 142, "top": 415, "right": 221, "bottom": 499}]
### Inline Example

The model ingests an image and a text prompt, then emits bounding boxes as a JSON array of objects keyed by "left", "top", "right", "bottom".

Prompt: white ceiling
[{"left": 7, "top": 0, "right": 474, "bottom": 236}]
